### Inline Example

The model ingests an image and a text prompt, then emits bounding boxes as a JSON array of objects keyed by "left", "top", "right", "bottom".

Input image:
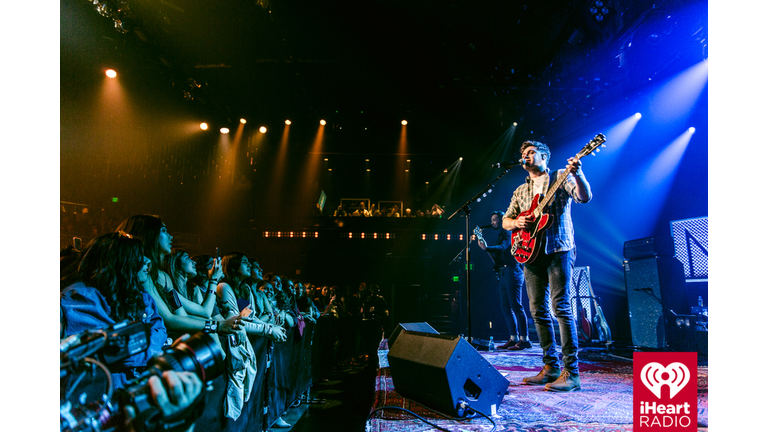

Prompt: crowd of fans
[
  {"left": 326, "top": 201, "right": 446, "bottom": 218},
  {"left": 59, "top": 213, "right": 390, "bottom": 428}
]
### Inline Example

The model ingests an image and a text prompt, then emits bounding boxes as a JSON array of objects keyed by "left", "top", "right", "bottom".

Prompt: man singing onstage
[{"left": 502, "top": 140, "right": 593, "bottom": 392}]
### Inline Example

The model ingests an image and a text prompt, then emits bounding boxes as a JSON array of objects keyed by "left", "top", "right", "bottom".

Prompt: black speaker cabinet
[
  {"left": 387, "top": 331, "right": 508, "bottom": 417},
  {"left": 387, "top": 322, "right": 439, "bottom": 350},
  {"left": 623, "top": 255, "right": 687, "bottom": 349}
]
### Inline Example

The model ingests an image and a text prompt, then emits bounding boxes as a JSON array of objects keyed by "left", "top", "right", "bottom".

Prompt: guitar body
[
  {"left": 511, "top": 194, "right": 553, "bottom": 264},
  {"left": 593, "top": 303, "right": 612, "bottom": 343},
  {"left": 510, "top": 133, "right": 607, "bottom": 265},
  {"left": 578, "top": 306, "right": 593, "bottom": 342}
]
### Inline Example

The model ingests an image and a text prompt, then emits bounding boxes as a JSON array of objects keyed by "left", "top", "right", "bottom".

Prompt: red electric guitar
[{"left": 511, "top": 134, "right": 607, "bottom": 264}]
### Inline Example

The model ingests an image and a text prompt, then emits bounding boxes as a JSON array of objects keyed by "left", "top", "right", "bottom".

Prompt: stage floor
[{"left": 369, "top": 342, "right": 709, "bottom": 432}]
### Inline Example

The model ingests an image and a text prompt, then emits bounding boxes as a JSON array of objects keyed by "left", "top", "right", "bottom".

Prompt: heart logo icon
[{"left": 640, "top": 362, "right": 690, "bottom": 399}]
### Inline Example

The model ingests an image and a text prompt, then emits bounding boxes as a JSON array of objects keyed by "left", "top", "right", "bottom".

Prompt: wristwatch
[{"left": 204, "top": 320, "right": 218, "bottom": 334}]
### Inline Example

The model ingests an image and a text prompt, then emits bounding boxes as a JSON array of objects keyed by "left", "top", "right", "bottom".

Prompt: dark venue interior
[{"left": 60, "top": 0, "right": 710, "bottom": 431}]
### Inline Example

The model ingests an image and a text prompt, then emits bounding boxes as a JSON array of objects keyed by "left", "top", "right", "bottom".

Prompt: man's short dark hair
[
  {"left": 491, "top": 211, "right": 504, "bottom": 219},
  {"left": 520, "top": 140, "right": 551, "bottom": 164}
]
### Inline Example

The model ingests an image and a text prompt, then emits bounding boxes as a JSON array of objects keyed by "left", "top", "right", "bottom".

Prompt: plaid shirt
[{"left": 504, "top": 168, "right": 591, "bottom": 255}]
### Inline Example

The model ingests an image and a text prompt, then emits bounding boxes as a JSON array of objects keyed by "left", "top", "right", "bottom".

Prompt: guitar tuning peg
[
  {"left": 595, "top": 148, "right": 601, "bottom": 153},
  {"left": 591, "top": 152, "right": 597, "bottom": 156},
  {"left": 601, "top": 144, "right": 606, "bottom": 147}
]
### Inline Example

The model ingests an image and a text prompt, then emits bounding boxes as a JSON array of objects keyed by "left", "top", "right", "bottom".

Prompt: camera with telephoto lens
[{"left": 60, "top": 321, "right": 225, "bottom": 432}]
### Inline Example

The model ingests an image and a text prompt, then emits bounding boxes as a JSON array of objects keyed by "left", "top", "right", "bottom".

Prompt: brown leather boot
[
  {"left": 522, "top": 365, "right": 561, "bottom": 385},
  {"left": 544, "top": 370, "right": 582, "bottom": 392}
]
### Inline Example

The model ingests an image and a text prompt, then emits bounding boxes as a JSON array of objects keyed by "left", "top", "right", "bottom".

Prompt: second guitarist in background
[
  {"left": 477, "top": 211, "right": 531, "bottom": 350},
  {"left": 502, "top": 140, "right": 592, "bottom": 392}
]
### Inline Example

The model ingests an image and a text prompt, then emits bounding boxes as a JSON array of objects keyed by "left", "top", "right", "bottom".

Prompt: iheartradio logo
[
  {"left": 640, "top": 362, "right": 690, "bottom": 399},
  {"left": 634, "top": 352, "right": 697, "bottom": 431}
]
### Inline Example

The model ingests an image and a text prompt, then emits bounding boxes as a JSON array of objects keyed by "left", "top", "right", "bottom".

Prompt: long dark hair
[
  {"left": 116, "top": 214, "right": 166, "bottom": 289},
  {"left": 75, "top": 232, "right": 146, "bottom": 322},
  {"left": 221, "top": 252, "right": 250, "bottom": 300},
  {"left": 166, "top": 249, "right": 196, "bottom": 301}
]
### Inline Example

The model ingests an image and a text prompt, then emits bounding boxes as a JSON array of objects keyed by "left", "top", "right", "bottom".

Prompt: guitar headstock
[{"left": 576, "top": 133, "right": 607, "bottom": 159}]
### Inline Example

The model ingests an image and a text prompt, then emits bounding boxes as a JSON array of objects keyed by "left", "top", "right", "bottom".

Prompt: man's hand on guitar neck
[
  {"left": 565, "top": 156, "right": 592, "bottom": 202},
  {"left": 565, "top": 156, "right": 584, "bottom": 175}
]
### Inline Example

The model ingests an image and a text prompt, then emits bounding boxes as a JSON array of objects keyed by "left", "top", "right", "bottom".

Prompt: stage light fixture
[
  {"left": 259, "top": 126, "right": 267, "bottom": 133},
  {"left": 688, "top": 127, "right": 696, "bottom": 133},
  {"left": 512, "top": 122, "right": 518, "bottom": 126},
  {"left": 285, "top": 120, "right": 292, "bottom": 125},
  {"left": 105, "top": 69, "right": 117, "bottom": 78},
  {"left": 320, "top": 119, "right": 327, "bottom": 125},
  {"left": 401, "top": 120, "right": 408, "bottom": 125},
  {"left": 459, "top": 157, "right": 463, "bottom": 161},
  {"left": 220, "top": 127, "right": 230, "bottom": 134},
  {"left": 200, "top": 123, "right": 209, "bottom": 130},
  {"left": 240, "top": 118, "right": 247, "bottom": 124},
  {"left": 635, "top": 112, "right": 643, "bottom": 119}
]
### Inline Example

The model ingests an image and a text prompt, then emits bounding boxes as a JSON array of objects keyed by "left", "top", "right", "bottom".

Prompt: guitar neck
[{"left": 534, "top": 163, "right": 576, "bottom": 217}]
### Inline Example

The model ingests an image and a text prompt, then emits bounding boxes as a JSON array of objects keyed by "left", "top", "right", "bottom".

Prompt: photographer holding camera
[
  {"left": 61, "top": 324, "right": 224, "bottom": 432},
  {"left": 61, "top": 232, "right": 228, "bottom": 432},
  {"left": 60, "top": 231, "right": 168, "bottom": 388}
]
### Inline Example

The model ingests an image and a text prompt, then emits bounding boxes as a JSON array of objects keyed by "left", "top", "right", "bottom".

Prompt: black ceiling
[{"left": 64, "top": 0, "right": 707, "bottom": 148}]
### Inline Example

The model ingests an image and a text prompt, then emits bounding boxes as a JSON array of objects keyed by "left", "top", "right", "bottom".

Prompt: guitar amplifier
[{"left": 623, "top": 237, "right": 676, "bottom": 260}]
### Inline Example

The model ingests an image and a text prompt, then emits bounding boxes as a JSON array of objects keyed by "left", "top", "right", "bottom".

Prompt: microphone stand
[{"left": 447, "top": 167, "right": 515, "bottom": 346}]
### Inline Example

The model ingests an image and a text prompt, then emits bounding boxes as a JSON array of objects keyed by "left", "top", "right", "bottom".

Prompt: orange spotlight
[
  {"left": 240, "top": 118, "right": 247, "bottom": 124},
  {"left": 401, "top": 120, "right": 408, "bottom": 125},
  {"left": 105, "top": 69, "right": 117, "bottom": 78},
  {"left": 200, "top": 123, "right": 209, "bottom": 130},
  {"left": 220, "top": 127, "right": 230, "bottom": 134},
  {"left": 285, "top": 120, "right": 292, "bottom": 125},
  {"left": 259, "top": 126, "right": 267, "bottom": 133},
  {"left": 320, "top": 119, "right": 327, "bottom": 126}
]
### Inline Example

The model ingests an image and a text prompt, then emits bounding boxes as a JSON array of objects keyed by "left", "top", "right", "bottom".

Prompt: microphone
[
  {"left": 478, "top": 224, "right": 492, "bottom": 229},
  {"left": 491, "top": 159, "right": 525, "bottom": 168}
]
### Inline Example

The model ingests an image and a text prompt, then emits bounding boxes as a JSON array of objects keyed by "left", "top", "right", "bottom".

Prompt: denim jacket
[{"left": 61, "top": 282, "right": 168, "bottom": 387}]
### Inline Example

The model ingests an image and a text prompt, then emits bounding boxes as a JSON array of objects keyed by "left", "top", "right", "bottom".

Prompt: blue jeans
[
  {"left": 498, "top": 264, "right": 528, "bottom": 339},
  {"left": 524, "top": 249, "right": 579, "bottom": 374}
]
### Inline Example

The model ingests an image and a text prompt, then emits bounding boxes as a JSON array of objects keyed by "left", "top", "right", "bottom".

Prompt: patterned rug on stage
[{"left": 370, "top": 345, "right": 708, "bottom": 432}]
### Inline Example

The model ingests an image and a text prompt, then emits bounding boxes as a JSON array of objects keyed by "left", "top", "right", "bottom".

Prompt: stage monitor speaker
[
  {"left": 387, "top": 322, "right": 439, "bottom": 350},
  {"left": 624, "top": 255, "right": 687, "bottom": 349},
  {"left": 387, "top": 331, "right": 508, "bottom": 417}
]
